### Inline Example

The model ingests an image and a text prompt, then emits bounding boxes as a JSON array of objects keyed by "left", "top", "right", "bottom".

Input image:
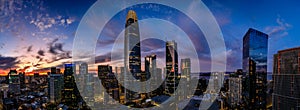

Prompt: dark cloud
[
  {"left": 45, "top": 38, "right": 72, "bottom": 63},
  {"left": 27, "top": 45, "right": 33, "bottom": 52},
  {"left": 48, "top": 38, "right": 64, "bottom": 55},
  {"left": 38, "top": 50, "right": 45, "bottom": 56},
  {"left": 19, "top": 66, "right": 31, "bottom": 72},
  {"left": 0, "top": 55, "right": 19, "bottom": 70}
]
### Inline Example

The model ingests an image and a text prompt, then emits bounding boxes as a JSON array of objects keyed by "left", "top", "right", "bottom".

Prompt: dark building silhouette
[
  {"left": 144, "top": 55, "right": 156, "bottom": 82},
  {"left": 19, "top": 72, "right": 25, "bottom": 89},
  {"left": 242, "top": 28, "right": 268, "bottom": 109},
  {"left": 98, "top": 65, "right": 120, "bottom": 104},
  {"left": 144, "top": 55, "right": 156, "bottom": 97},
  {"left": 273, "top": 47, "right": 300, "bottom": 110},
  {"left": 165, "top": 40, "right": 179, "bottom": 96},
  {"left": 8, "top": 70, "right": 20, "bottom": 94},
  {"left": 61, "top": 64, "right": 86, "bottom": 109}
]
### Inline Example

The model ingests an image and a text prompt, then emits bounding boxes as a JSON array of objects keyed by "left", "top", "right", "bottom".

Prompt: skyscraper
[
  {"left": 8, "top": 70, "right": 20, "bottom": 94},
  {"left": 98, "top": 65, "right": 119, "bottom": 104},
  {"left": 124, "top": 10, "right": 141, "bottom": 80},
  {"left": 242, "top": 28, "right": 268, "bottom": 109},
  {"left": 144, "top": 54, "right": 156, "bottom": 82},
  {"left": 48, "top": 68, "right": 64, "bottom": 104},
  {"left": 145, "top": 54, "right": 156, "bottom": 97},
  {"left": 273, "top": 47, "right": 300, "bottom": 110},
  {"left": 228, "top": 73, "right": 243, "bottom": 109},
  {"left": 79, "top": 63, "right": 88, "bottom": 74},
  {"left": 78, "top": 62, "right": 88, "bottom": 95},
  {"left": 124, "top": 10, "right": 142, "bottom": 102},
  {"left": 180, "top": 58, "right": 191, "bottom": 99},
  {"left": 165, "top": 40, "right": 179, "bottom": 96},
  {"left": 61, "top": 64, "right": 83, "bottom": 109}
]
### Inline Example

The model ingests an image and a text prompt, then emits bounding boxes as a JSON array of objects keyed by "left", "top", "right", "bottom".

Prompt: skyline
[{"left": 1, "top": 0, "right": 300, "bottom": 75}]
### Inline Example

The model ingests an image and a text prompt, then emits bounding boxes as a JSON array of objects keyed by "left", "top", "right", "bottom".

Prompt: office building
[
  {"left": 228, "top": 74, "right": 243, "bottom": 108},
  {"left": 61, "top": 64, "right": 82, "bottom": 109},
  {"left": 242, "top": 28, "right": 268, "bottom": 109},
  {"left": 273, "top": 47, "right": 300, "bottom": 110},
  {"left": 165, "top": 40, "right": 179, "bottom": 96},
  {"left": 48, "top": 71, "right": 64, "bottom": 104},
  {"left": 8, "top": 70, "right": 20, "bottom": 94},
  {"left": 124, "top": 10, "right": 141, "bottom": 80},
  {"left": 180, "top": 58, "right": 191, "bottom": 99}
]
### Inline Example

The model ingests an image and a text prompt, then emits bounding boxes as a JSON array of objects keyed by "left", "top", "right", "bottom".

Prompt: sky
[{"left": 0, "top": 0, "right": 299, "bottom": 75}]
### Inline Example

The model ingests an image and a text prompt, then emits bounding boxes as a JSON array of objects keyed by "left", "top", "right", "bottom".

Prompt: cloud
[
  {"left": 0, "top": 55, "right": 20, "bottom": 70},
  {"left": 265, "top": 16, "right": 292, "bottom": 38},
  {"left": 46, "top": 38, "right": 72, "bottom": 63},
  {"left": 38, "top": 50, "right": 45, "bottom": 56},
  {"left": 48, "top": 38, "right": 63, "bottom": 55},
  {"left": 27, "top": 45, "right": 33, "bottom": 52}
]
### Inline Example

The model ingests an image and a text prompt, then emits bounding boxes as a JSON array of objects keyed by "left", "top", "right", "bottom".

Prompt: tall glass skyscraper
[
  {"left": 242, "top": 28, "right": 268, "bottom": 109},
  {"left": 124, "top": 10, "right": 141, "bottom": 80},
  {"left": 273, "top": 47, "right": 300, "bottom": 110},
  {"left": 123, "top": 10, "right": 142, "bottom": 102},
  {"left": 165, "top": 40, "right": 179, "bottom": 96}
]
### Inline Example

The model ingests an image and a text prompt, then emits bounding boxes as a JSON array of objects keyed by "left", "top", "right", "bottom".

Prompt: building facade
[
  {"left": 242, "top": 28, "right": 268, "bottom": 109},
  {"left": 124, "top": 10, "right": 141, "bottom": 80},
  {"left": 179, "top": 58, "right": 191, "bottom": 100},
  {"left": 8, "top": 70, "right": 20, "bottom": 94},
  {"left": 48, "top": 73, "right": 63, "bottom": 104},
  {"left": 61, "top": 64, "right": 83, "bottom": 109},
  {"left": 273, "top": 47, "right": 300, "bottom": 110},
  {"left": 228, "top": 75, "right": 243, "bottom": 108},
  {"left": 165, "top": 40, "right": 179, "bottom": 96}
]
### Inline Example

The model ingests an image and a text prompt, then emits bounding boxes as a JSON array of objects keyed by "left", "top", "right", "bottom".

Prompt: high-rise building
[
  {"left": 79, "top": 63, "right": 88, "bottom": 74},
  {"left": 84, "top": 73, "right": 95, "bottom": 106},
  {"left": 78, "top": 62, "right": 88, "bottom": 96},
  {"left": 145, "top": 54, "right": 156, "bottom": 97},
  {"left": 48, "top": 68, "right": 64, "bottom": 104},
  {"left": 165, "top": 40, "right": 179, "bottom": 96},
  {"left": 19, "top": 72, "right": 25, "bottom": 89},
  {"left": 115, "top": 66, "right": 126, "bottom": 104},
  {"left": 8, "top": 70, "right": 20, "bottom": 94},
  {"left": 228, "top": 74, "right": 243, "bottom": 108},
  {"left": 98, "top": 65, "right": 119, "bottom": 104},
  {"left": 124, "top": 10, "right": 141, "bottom": 80},
  {"left": 144, "top": 55, "right": 156, "bottom": 82},
  {"left": 179, "top": 58, "right": 191, "bottom": 100},
  {"left": 242, "top": 28, "right": 268, "bottom": 109},
  {"left": 124, "top": 10, "right": 142, "bottom": 102},
  {"left": 61, "top": 64, "right": 82, "bottom": 109},
  {"left": 273, "top": 47, "right": 300, "bottom": 110}
]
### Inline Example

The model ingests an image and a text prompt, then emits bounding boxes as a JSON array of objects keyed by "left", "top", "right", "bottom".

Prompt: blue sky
[{"left": 0, "top": 0, "right": 299, "bottom": 74}]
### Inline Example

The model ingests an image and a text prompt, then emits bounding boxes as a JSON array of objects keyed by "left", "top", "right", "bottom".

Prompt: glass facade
[
  {"left": 165, "top": 40, "right": 179, "bottom": 96},
  {"left": 242, "top": 28, "right": 268, "bottom": 109},
  {"left": 124, "top": 10, "right": 141, "bottom": 80}
]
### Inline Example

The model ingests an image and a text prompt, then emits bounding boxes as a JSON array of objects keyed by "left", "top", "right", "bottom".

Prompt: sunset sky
[{"left": 0, "top": 0, "right": 300, "bottom": 75}]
